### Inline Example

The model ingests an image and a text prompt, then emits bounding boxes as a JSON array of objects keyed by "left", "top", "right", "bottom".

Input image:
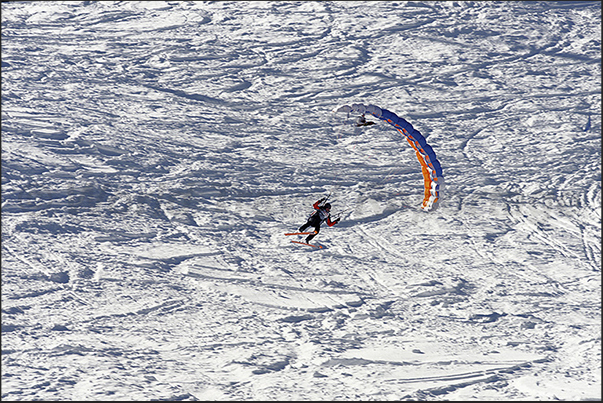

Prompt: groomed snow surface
[{"left": 1, "top": 1, "right": 601, "bottom": 401}]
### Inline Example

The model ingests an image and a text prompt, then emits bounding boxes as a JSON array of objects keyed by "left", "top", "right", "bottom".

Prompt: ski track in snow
[{"left": 1, "top": 1, "right": 601, "bottom": 401}]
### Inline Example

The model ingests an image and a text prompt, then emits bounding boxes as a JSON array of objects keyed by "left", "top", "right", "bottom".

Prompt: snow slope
[{"left": 2, "top": 1, "right": 600, "bottom": 400}]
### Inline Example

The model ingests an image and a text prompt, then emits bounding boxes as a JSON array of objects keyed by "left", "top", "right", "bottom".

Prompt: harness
[{"left": 309, "top": 208, "right": 329, "bottom": 224}]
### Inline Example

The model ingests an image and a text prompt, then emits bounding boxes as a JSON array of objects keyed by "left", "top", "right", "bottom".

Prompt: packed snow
[{"left": 2, "top": 1, "right": 601, "bottom": 400}]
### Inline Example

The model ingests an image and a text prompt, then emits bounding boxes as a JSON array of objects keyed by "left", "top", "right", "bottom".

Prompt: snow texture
[{"left": 1, "top": 1, "right": 601, "bottom": 401}]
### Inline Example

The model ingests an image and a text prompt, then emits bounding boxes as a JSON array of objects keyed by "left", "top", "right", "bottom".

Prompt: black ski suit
[{"left": 299, "top": 199, "right": 339, "bottom": 242}]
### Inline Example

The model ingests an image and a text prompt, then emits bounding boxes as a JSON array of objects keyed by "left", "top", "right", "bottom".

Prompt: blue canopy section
[{"left": 377, "top": 107, "right": 443, "bottom": 178}]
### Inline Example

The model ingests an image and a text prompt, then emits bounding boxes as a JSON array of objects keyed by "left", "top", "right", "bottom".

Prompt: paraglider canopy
[{"left": 335, "top": 103, "right": 443, "bottom": 211}]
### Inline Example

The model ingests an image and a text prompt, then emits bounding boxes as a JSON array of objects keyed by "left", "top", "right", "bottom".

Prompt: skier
[
  {"left": 298, "top": 197, "right": 340, "bottom": 243},
  {"left": 355, "top": 114, "right": 367, "bottom": 126}
]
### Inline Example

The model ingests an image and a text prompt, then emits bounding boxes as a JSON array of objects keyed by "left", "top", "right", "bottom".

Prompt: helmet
[{"left": 323, "top": 203, "right": 331, "bottom": 210}]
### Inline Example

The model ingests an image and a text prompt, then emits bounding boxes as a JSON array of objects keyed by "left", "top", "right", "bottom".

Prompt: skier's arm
[
  {"left": 313, "top": 199, "right": 324, "bottom": 209},
  {"left": 326, "top": 216, "right": 339, "bottom": 227}
]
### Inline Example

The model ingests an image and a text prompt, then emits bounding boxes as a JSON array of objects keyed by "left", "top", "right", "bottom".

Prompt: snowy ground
[{"left": 1, "top": 1, "right": 601, "bottom": 401}]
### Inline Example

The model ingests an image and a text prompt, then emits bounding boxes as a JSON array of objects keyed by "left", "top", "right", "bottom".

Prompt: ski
[
  {"left": 291, "top": 240, "right": 323, "bottom": 249},
  {"left": 284, "top": 231, "right": 317, "bottom": 236}
]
